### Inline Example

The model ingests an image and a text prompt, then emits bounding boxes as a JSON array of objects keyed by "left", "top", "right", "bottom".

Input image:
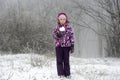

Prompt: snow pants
[{"left": 55, "top": 46, "right": 71, "bottom": 77}]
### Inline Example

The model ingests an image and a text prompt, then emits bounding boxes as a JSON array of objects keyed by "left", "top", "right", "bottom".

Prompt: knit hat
[
  {"left": 57, "top": 12, "right": 69, "bottom": 25},
  {"left": 58, "top": 14, "right": 67, "bottom": 19}
]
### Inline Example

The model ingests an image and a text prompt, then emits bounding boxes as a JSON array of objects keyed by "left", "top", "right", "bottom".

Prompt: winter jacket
[{"left": 52, "top": 24, "right": 74, "bottom": 47}]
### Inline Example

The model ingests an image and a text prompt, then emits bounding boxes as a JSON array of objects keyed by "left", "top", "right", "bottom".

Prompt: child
[{"left": 52, "top": 12, "right": 74, "bottom": 79}]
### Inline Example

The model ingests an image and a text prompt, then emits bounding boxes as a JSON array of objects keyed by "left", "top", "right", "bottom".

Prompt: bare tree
[
  {"left": 96, "top": 0, "right": 120, "bottom": 57},
  {"left": 0, "top": 0, "right": 54, "bottom": 53},
  {"left": 71, "top": 0, "right": 120, "bottom": 57}
]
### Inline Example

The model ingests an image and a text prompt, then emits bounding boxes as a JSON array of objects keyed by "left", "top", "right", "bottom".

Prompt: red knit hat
[{"left": 57, "top": 12, "right": 69, "bottom": 25}]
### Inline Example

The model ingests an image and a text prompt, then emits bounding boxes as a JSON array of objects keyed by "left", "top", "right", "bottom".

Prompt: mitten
[
  {"left": 70, "top": 43, "right": 74, "bottom": 53},
  {"left": 56, "top": 32, "right": 62, "bottom": 38}
]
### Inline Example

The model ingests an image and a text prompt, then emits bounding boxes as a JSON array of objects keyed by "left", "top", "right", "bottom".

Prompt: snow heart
[
  {"left": 59, "top": 26, "right": 65, "bottom": 32},
  {"left": 59, "top": 26, "right": 66, "bottom": 36}
]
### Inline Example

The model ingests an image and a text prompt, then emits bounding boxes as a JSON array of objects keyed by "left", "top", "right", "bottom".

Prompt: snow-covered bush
[{"left": 30, "top": 53, "right": 47, "bottom": 67}]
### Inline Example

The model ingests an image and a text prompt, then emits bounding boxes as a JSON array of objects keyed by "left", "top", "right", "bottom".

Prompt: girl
[{"left": 52, "top": 12, "right": 74, "bottom": 79}]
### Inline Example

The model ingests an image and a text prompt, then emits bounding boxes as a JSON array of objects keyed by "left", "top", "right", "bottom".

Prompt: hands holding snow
[{"left": 56, "top": 26, "right": 66, "bottom": 38}]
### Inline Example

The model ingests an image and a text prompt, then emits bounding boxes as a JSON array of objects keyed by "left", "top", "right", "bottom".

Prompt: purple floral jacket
[{"left": 52, "top": 24, "right": 74, "bottom": 47}]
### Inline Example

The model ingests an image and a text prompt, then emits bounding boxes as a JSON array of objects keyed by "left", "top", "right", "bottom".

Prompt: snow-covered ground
[{"left": 0, "top": 53, "right": 120, "bottom": 80}]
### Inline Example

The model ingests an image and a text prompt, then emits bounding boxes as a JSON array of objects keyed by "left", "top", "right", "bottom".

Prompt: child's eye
[{"left": 60, "top": 19, "right": 66, "bottom": 20}]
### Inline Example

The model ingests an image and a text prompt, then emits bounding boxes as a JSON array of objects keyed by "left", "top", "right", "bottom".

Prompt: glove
[
  {"left": 56, "top": 32, "right": 62, "bottom": 38},
  {"left": 70, "top": 43, "right": 74, "bottom": 53}
]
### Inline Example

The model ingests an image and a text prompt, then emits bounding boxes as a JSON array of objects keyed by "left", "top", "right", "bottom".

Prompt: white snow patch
[{"left": 0, "top": 54, "right": 120, "bottom": 80}]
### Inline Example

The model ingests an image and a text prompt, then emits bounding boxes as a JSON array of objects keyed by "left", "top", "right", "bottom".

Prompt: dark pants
[{"left": 55, "top": 46, "right": 71, "bottom": 77}]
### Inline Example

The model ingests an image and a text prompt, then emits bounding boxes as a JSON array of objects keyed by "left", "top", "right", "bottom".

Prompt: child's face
[{"left": 59, "top": 18, "right": 66, "bottom": 25}]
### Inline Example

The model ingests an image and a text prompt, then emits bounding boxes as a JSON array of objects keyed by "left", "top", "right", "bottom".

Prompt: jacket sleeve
[
  {"left": 52, "top": 26, "right": 59, "bottom": 40},
  {"left": 69, "top": 26, "right": 74, "bottom": 43}
]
